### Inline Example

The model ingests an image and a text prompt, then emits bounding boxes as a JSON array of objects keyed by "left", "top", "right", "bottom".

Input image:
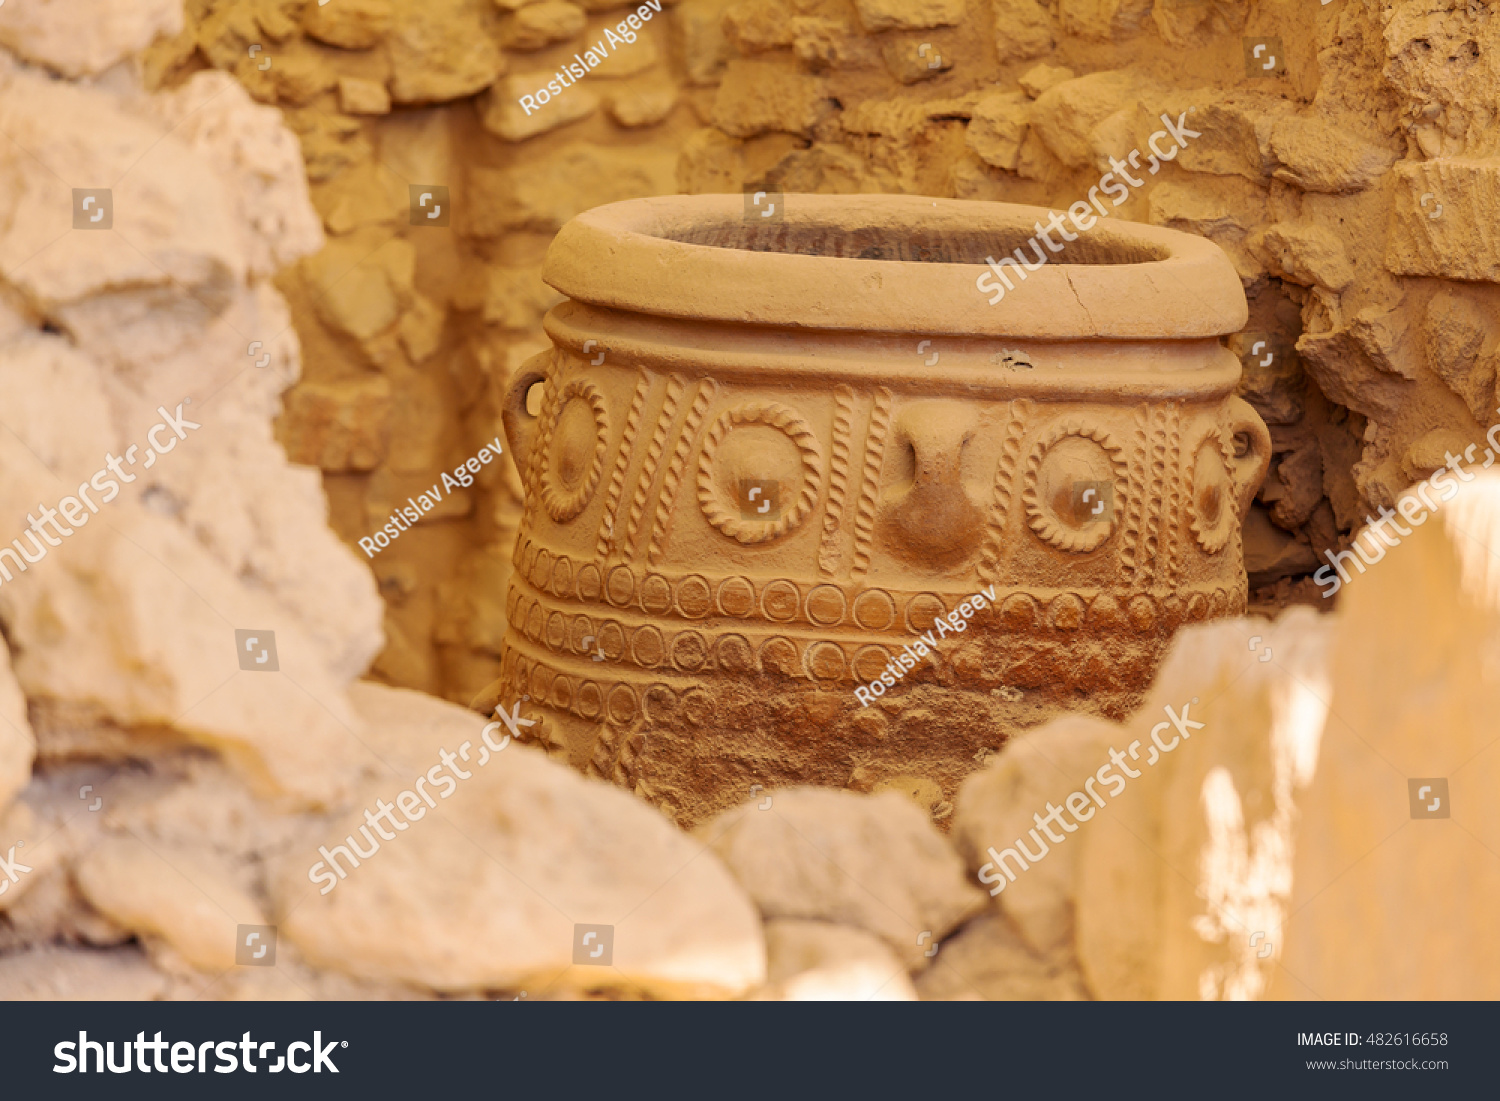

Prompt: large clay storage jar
[{"left": 476, "top": 193, "right": 1271, "bottom": 828}]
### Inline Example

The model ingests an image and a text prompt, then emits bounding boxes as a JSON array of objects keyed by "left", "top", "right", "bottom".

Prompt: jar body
[{"left": 482, "top": 296, "right": 1270, "bottom": 828}]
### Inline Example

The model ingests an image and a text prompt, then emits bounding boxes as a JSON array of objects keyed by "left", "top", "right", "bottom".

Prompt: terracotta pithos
[{"left": 474, "top": 194, "right": 1271, "bottom": 828}]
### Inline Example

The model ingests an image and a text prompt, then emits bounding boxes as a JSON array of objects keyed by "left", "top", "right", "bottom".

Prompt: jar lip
[{"left": 544, "top": 193, "right": 1248, "bottom": 340}]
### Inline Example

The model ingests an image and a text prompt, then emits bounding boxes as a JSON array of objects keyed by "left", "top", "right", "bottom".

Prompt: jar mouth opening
[{"left": 657, "top": 220, "right": 1170, "bottom": 266}]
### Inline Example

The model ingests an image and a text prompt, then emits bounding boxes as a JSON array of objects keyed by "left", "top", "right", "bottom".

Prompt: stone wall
[{"left": 137, "top": 0, "right": 1500, "bottom": 700}]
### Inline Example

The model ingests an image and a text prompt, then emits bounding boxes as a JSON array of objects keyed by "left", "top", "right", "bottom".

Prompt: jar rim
[{"left": 544, "top": 194, "right": 1248, "bottom": 340}]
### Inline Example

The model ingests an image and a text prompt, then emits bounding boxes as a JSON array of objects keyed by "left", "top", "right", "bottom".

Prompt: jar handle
[
  {"left": 1225, "top": 396, "right": 1272, "bottom": 520},
  {"left": 502, "top": 351, "right": 551, "bottom": 480}
]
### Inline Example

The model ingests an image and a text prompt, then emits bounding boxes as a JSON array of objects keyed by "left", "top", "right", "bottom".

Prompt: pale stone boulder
[
  {"left": 74, "top": 835, "right": 266, "bottom": 973},
  {"left": 277, "top": 683, "right": 766, "bottom": 997},
  {"left": 757, "top": 920, "right": 917, "bottom": 1001},
  {"left": 915, "top": 911, "right": 1091, "bottom": 1001},
  {"left": 0, "top": 0, "right": 182, "bottom": 77},
  {"left": 387, "top": 0, "right": 506, "bottom": 104},
  {"left": 700, "top": 787, "right": 986, "bottom": 969},
  {"left": 712, "top": 59, "right": 829, "bottom": 139},
  {"left": 1272, "top": 472, "right": 1500, "bottom": 999},
  {"left": 0, "top": 946, "right": 169, "bottom": 1000},
  {"left": 952, "top": 713, "right": 1121, "bottom": 956},
  {"left": 1073, "top": 611, "right": 1330, "bottom": 1000},
  {"left": 0, "top": 630, "right": 35, "bottom": 818}
]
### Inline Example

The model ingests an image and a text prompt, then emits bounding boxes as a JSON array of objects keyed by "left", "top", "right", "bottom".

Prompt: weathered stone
[
  {"left": 505, "top": 1, "right": 586, "bottom": 49},
  {"left": 0, "top": 0, "right": 183, "bottom": 77},
  {"left": 479, "top": 74, "right": 599, "bottom": 141},
  {"left": 1386, "top": 160, "right": 1500, "bottom": 283},
  {"left": 277, "top": 683, "right": 765, "bottom": 996},
  {"left": 757, "top": 919, "right": 917, "bottom": 1000},
  {"left": 1018, "top": 63, "right": 1075, "bottom": 98},
  {"left": 700, "top": 788, "right": 986, "bottom": 968},
  {"left": 712, "top": 60, "right": 829, "bottom": 138},
  {"left": 465, "top": 143, "right": 676, "bottom": 234},
  {"left": 304, "top": 232, "right": 416, "bottom": 340},
  {"left": 1251, "top": 223, "right": 1355, "bottom": 293},
  {"left": 1058, "top": 0, "right": 1154, "bottom": 41},
  {"left": 853, "top": 0, "right": 965, "bottom": 33},
  {"left": 0, "top": 946, "right": 169, "bottom": 1001},
  {"left": 338, "top": 76, "right": 393, "bottom": 115},
  {"left": 75, "top": 836, "right": 266, "bottom": 973},
  {"left": 387, "top": 0, "right": 505, "bottom": 104},
  {"left": 0, "top": 639, "right": 34, "bottom": 815},
  {"left": 1424, "top": 289, "right": 1500, "bottom": 423},
  {"left": 991, "top": 0, "right": 1054, "bottom": 63},
  {"left": 914, "top": 910, "right": 1092, "bottom": 1000},
  {"left": 604, "top": 78, "right": 680, "bottom": 127},
  {"left": 1029, "top": 70, "right": 1148, "bottom": 169},
  {"left": 304, "top": 0, "right": 396, "bottom": 48},
  {"left": 673, "top": 0, "right": 737, "bottom": 85},
  {"left": 1268, "top": 115, "right": 1397, "bottom": 194},
  {"left": 965, "top": 92, "right": 1030, "bottom": 171},
  {"left": 314, "top": 161, "right": 410, "bottom": 235},
  {"left": 280, "top": 377, "right": 393, "bottom": 472}
]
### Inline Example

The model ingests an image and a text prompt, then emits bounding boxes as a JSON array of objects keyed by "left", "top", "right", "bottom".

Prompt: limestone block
[
  {"left": 1251, "top": 223, "right": 1355, "bottom": 293},
  {"left": 758, "top": 920, "right": 917, "bottom": 1001},
  {"left": 1058, "top": 0, "right": 1154, "bottom": 42},
  {"left": 712, "top": 59, "right": 829, "bottom": 138},
  {"left": 1267, "top": 115, "right": 1397, "bottom": 194},
  {"left": 74, "top": 836, "right": 263, "bottom": 973},
  {"left": 0, "top": 0, "right": 183, "bottom": 78},
  {"left": 1424, "top": 289, "right": 1500, "bottom": 424},
  {"left": 673, "top": 0, "right": 736, "bottom": 85},
  {"left": 304, "top": 0, "right": 394, "bottom": 49},
  {"left": 0, "top": 636, "right": 35, "bottom": 817},
  {"left": 1385, "top": 159, "right": 1500, "bottom": 283},
  {"left": 0, "top": 69, "right": 245, "bottom": 312},
  {"left": 339, "top": 76, "right": 393, "bottom": 115},
  {"left": 280, "top": 376, "right": 393, "bottom": 472},
  {"left": 1018, "top": 63, "right": 1074, "bottom": 97},
  {"left": 314, "top": 161, "right": 410, "bottom": 235},
  {"left": 853, "top": 0, "right": 965, "bottom": 32},
  {"left": 0, "top": 946, "right": 169, "bottom": 1000},
  {"left": 387, "top": 0, "right": 506, "bottom": 104},
  {"left": 147, "top": 72, "right": 325, "bottom": 279},
  {"left": 725, "top": 0, "right": 794, "bottom": 52},
  {"left": 700, "top": 788, "right": 986, "bottom": 968},
  {"left": 952, "top": 713, "right": 1120, "bottom": 955},
  {"left": 305, "top": 232, "right": 416, "bottom": 340},
  {"left": 1029, "top": 70, "right": 1148, "bottom": 169},
  {"left": 505, "top": 1, "right": 587, "bottom": 49},
  {"left": 991, "top": 0, "right": 1053, "bottom": 64},
  {"left": 965, "top": 92, "right": 1030, "bottom": 171},
  {"left": 465, "top": 143, "right": 676, "bottom": 234},
  {"left": 604, "top": 78, "right": 680, "bottom": 127},
  {"left": 278, "top": 683, "right": 765, "bottom": 997},
  {"left": 478, "top": 75, "right": 599, "bottom": 141},
  {"left": 882, "top": 38, "right": 953, "bottom": 85}
]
